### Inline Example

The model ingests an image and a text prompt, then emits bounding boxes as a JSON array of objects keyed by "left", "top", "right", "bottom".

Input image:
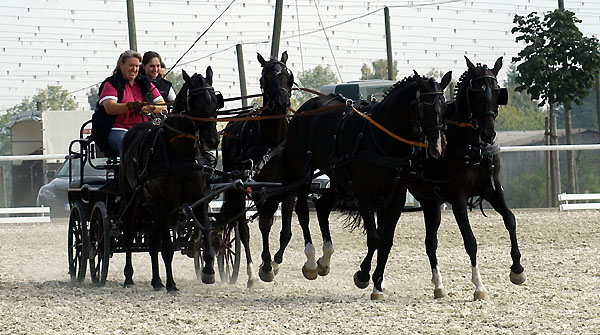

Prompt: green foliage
[
  {"left": 512, "top": 10, "right": 600, "bottom": 109},
  {"left": 503, "top": 167, "right": 547, "bottom": 208},
  {"left": 7, "top": 85, "right": 78, "bottom": 113},
  {"left": 87, "top": 85, "right": 99, "bottom": 110},
  {"left": 424, "top": 68, "right": 456, "bottom": 102},
  {"left": 165, "top": 71, "right": 185, "bottom": 93},
  {"left": 360, "top": 59, "right": 398, "bottom": 80},
  {"left": 294, "top": 65, "right": 338, "bottom": 105},
  {"left": 0, "top": 112, "right": 14, "bottom": 155},
  {"left": 576, "top": 160, "right": 600, "bottom": 194},
  {"left": 557, "top": 87, "right": 598, "bottom": 129},
  {"left": 496, "top": 63, "right": 545, "bottom": 130}
]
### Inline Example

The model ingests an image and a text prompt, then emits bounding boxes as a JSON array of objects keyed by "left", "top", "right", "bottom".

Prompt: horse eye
[{"left": 481, "top": 85, "right": 486, "bottom": 90}]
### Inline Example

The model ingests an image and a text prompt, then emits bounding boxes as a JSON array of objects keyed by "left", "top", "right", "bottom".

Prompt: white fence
[
  {"left": 0, "top": 207, "right": 51, "bottom": 223},
  {"left": 557, "top": 193, "right": 600, "bottom": 211}
]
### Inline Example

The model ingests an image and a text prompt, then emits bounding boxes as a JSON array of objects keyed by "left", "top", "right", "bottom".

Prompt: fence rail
[{"left": 0, "top": 207, "right": 51, "bottom": 223}]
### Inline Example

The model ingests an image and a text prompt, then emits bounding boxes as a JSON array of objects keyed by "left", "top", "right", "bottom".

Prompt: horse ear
[
  {"left": 492, "top": 57, "right": 503, "bottom": 76},
  {"left": 440, "top": 71, "right": 452, "bottom": 90},
  {"left": 257, "top": 53, "right": 267, "bottom": 67},
  {"left": 464, "top": 56, "right": 476, "bottom": 73},
  {"left": 413, "top": 70, "right": 426, "bottom": 87},
  {"left": 280, "top": 51, "right": 288, "bottom": 64},
  {"left": 182, "top": 69, "right": 191, "bottom": 83},
  {"left": 205, "top": 66, "right": 213, "bottom": 85}
]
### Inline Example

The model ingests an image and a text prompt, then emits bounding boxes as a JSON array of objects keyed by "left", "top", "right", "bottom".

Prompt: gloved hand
[{"left": 126, "top": 101, "right": 145, "bottom": 112}]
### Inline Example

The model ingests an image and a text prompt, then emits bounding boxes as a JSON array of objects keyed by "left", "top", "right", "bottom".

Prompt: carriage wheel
[
  {"left": 217, "top": 224, "right": 241, "bottom": 284},
  {"left": 89, "top": 202, "right": 111, "bottom": 286},
  {"left": 68, "top": 202, "right": 88, "bottom": 283},
  {"left": 193, "top": 236, "right": 205, "bottom": 281}
]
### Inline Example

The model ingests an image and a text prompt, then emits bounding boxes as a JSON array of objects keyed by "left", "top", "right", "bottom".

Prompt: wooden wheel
[
  {"left": 193, "top": 234, "right": 205, "bottom": 281},
  {"left": 89, "top": 202, "right": 111, "bottom": 286},
  {"left": 217, "top": 224, "right": 241, "bottom": 284},
  {"left": 68, "top": 202, "right": 88, "bottom": 283}
]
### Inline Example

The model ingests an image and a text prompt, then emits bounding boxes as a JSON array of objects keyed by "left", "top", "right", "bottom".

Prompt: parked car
[{"left": 37, "top": 158, "right": 107, "bottom": 217}]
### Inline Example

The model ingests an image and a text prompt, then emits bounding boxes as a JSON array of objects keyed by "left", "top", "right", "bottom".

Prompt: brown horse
[{"left": 119, "top": 68, "right": 220, "bottom": 292}]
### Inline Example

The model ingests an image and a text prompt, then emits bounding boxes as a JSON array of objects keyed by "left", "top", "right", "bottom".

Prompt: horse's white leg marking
[
  {"left": 302, "top": 243, "right": 318, "bottom": 280},
  {"left": 317, "top": 241, "right": 334, "bottom": 276},
  {"left": 432, "top": 266, "right": 447, "bottom": 299},
  {"left": 370, "top": 284, "right": 384, "bottom": 301},
  {"left": 472, "top": 265, "right": 489, "bottom": 300},
  {"left": 246, "top": 262, "right": 261, "bottom": 288}
]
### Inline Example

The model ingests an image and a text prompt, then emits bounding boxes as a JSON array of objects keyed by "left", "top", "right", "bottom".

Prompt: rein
[
  {"left": 162, "top": 120, "right": 199, "bottom": 143},
  {"left": 446, "top": 120, "right": 474, "bottom": 128},
  {"left": 351, "top": 107, "right": 428, "bottom": 148}
]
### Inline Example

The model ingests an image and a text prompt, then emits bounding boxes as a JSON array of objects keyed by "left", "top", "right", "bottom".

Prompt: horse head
[
  {"left": 177, "top": 67, "right": 220, "bottom": 151},
  {"left": 413, "top": 70, "right": 452, "bottom": 159},
  {"left": 257, "top": 51, "right": 293, "bottom": 114},
  {"left": 461, "top": 56, "right": 508, "bottom": 144}
]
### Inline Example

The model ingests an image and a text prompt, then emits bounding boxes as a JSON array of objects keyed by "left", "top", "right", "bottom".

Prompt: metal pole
[
  {"left": 564, "top": 108, "right": 578, "bottom": 193},
  {"left": 270, "top": 0, "right": 283, "bottom": 59},
  {"left": 236, "top": 44, "right": 248, "bottom": 108},
  {"left": 545, "top": 117, "right": 551, "bottom": 207},
  {"left": 558, "top": 0, "right": 564, "bottom": 9},
  {"left": 596, "top": 75, "right": 600, "bottom": 142},
  {"left": 551, "top": 114, "right": 562, "bottom": 206},
  {"left": 126, "top": 0, "right": 138, "bottom": 51},
  {"left": 384, "top": 7, "right": 394, "bottom": 80}
]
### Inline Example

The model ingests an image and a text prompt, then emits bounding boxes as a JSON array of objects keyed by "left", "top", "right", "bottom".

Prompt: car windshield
[{"left": 56, "top": 158, "right": 108, "bottom": 178}]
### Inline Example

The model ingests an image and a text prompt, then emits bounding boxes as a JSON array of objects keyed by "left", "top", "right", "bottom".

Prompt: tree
[
  {"left": 0, "top": 112, "right": 13, "bottom": 155},
  {"left": 512, "top": 9, "right": 600, "bottom": 195},
  {"left": 360, "top": 59, "right": 398, "bottom": 80},
  {"left": 425, "top": 68, "right": 456, "bottom": 102},
  {"left": 496, "top": 63, "right": 545, "bottom": 130},
  {"left": 294, "top": 65, "right": 338, "bottom": 105},
  {"left": 7, "top": 85, "right": 78, "bottom": 113},
  {"left": 87, "top": 85, "right": 99, "bottom": 110},
  {"left": 166, "top": 71, "right": 185, "bottom": 93},
  {"left": 512, "top": 10, "right": 600, "bottom": 109}
]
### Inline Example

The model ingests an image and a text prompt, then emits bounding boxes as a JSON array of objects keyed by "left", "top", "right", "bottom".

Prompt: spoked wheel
[
  {"left": 193, "top": 235, "right": 205, "bottom": 281},
  {"left": 217, "top": 224, "right": 241, "bottom": 284},
  {"left": 68, "top": 202, "right": 88, "bottom": 283},
  {"left": 89, "top": 202, "right": 111, "bottom": 286}
]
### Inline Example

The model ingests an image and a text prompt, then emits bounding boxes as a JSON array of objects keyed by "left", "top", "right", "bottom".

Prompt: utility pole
[
  {"left": 558, "top": 0, "right": 564, "bottom": 9},
  {"left": 384, "top": 7, "right": 394, "bottom": 81},
  {"left": 126, "top": 0, "right": 138, "bottom": 51},
  {"left": 271, "top": 0, "right": 283, "bottom": 59},
  {"left": 236, "top": 44, "right": 248, "bottom": 108}
]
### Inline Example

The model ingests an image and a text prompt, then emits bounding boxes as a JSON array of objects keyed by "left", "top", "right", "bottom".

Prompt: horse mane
[{"left": 382, "top": 74, "right": 437, "bottom": 102}]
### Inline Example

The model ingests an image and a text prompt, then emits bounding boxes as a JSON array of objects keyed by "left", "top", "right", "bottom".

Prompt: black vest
[
  {"left": 90, "top": 71, "right": 153, "bottom": 154},
  {"left": 152, "top": 75, "right": 173, "bottom": 103}
]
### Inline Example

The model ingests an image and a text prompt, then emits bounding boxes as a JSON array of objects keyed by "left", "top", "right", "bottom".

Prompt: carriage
[{"left": 66, "top": 120, "right": 243, "bottom": 287}]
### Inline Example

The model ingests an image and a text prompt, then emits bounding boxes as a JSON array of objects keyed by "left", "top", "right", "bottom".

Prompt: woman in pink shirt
[{"left": 99, "top": 50, "right": 165, "bottom": 153}]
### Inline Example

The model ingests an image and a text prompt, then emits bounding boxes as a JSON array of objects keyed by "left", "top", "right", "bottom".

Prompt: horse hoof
[
  {"left": 259, "top": 269, "right": 275, "bottom": 283},
  {"left": 302, "top": 264, "right": 318, "bottom": 280},
  {"left": 167, "top": 286, "right": 179, "bottom": 294},
  {"left": 317, "top": 259, "right": 330, "bottom": 276},
  {"left": 247, "top": 279, "right": 261, "bottom": 289},
  {"left": 272, "top": 261, "right": 280, "bottom": 276},
  {"left": 202, "top": 273, "right": 215, "bottom": 285},
  {"left": 123, "top": 280, "right": 134, "bottom": 288},
  {"left": 473, "top": 290, "right": 489, "bottom": 301},
  {"left": 353, "top": 272, "right": 369, "bottom": 289},
  {"left": 370, "top": 291, "right": 384, "bottom": 301},
  {"left": 510, "top": 270, "right": 526, "bottom": 285},
  {"left": 433, "top": 288, "right": 447, "bottom": 299}
]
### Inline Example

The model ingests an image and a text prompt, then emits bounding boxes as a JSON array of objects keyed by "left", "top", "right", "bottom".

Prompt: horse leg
[
  {"left": 257, "top": 196, "right": 280, "bottom": 282},
  {"left": 272, "top": 194, "right": 295, "bottom": 276},
  {"left": 198, "top": 208, "right": 215, "bottom": 284},
  {"left": 122, "top": 199, "right": 137, "bottom": 288},
  {"left": 452, "top": 200, "right": 488, "bottom": 301},
  {"left": 370, "top": 189, "right": 405, "bottom": 301},
  {"left": 296, "top": 184, "right": 317, "bottom": 280},
  {"left": 355, "top": 196, "right": 380, "bottom": 295},
  {"left": 421, "top": 199, "right": 446, "bottom": 299},
  {"left": 315, "top": 188, "right": 336, "bottom": 276},
  {"left": 161, "top": 223, "right": 178, "bottom": 293},
  {"left": 149, "top": 223, "right": 164, "bottom": 291},
  {"left": 487, "top": 186, "right": 526, "bottom": 285},
  {"left": 238, "top": 217, "right": 259, "bottom": 288}
]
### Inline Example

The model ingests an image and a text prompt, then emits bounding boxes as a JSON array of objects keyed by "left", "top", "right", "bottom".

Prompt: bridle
[
  {"left": 259, "top": 60, "right": 293, "bottom": 111},
  {"left": 413, "top": 90, "right": 447, "bottom": 137}
]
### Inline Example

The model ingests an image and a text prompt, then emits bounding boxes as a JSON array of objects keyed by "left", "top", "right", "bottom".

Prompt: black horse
[
  {"left": 220, "top": 51, "right": 295, "bottom": 287},
  {"left": 407, "top": 56, "right": 526, "bottom": 300},
  {"left": 119, "top": 68, "right": 220, "bottom": 292},
  {"left": 282, "top": 71, "right": 452, "bottom": 300}
]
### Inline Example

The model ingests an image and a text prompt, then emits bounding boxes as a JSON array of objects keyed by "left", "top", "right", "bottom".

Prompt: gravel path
[{"left": 1, "top": 209, "right": 599, "bottom": 334}]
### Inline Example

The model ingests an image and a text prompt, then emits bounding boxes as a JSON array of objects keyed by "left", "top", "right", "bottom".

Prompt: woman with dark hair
[
  {"left": 97, "top": 50, "right": 165, "bottom": 154},
  {"left": 141, "top": 51, "right": 176, "bottom": 106}
]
